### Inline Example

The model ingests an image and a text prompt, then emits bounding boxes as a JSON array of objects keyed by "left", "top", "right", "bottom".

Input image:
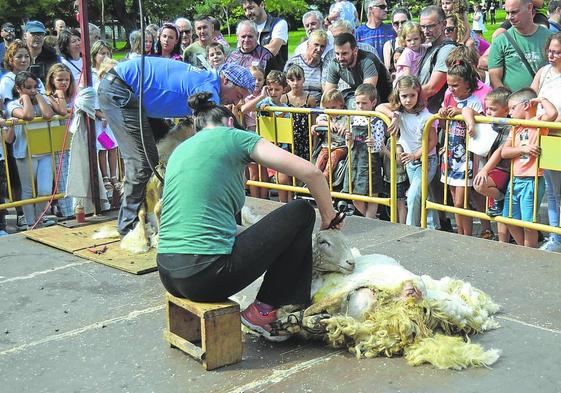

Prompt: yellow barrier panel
[
  {"left": 421, "top": 114, "right": 561, "bottom": 237},
  {"left": 254, "top": 106, "right": 397, "bottom": 223},
  {"left": 0, "top": 116, "right": 69, "bottom": 212}
]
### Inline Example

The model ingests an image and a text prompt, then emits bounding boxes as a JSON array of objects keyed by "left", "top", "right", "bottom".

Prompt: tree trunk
[{"left": 111, "top": 0, "right": 138, "bottom": 50}]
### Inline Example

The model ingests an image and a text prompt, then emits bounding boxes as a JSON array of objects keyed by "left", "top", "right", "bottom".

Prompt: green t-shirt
[
  {"left": 488, "top": 26, "right": 551, "bottom": 92},
  {"left": 158, "top": 126, "right": 262, "bottom": 255}
]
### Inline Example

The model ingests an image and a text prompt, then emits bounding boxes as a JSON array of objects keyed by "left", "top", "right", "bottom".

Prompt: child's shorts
[
  {"left": 502, "top": 176, "right": 545, "bottom": 222},
  {"left": 384, "top": 180, "right": 409, "bottom": 201},
  {"left": 488, "top": 168, "right": 509, "bottom": 192}
]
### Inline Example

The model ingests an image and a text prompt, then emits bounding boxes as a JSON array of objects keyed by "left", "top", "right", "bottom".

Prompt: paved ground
[{"left": 1, "top": 200, "right": 560, "bottom": 393}]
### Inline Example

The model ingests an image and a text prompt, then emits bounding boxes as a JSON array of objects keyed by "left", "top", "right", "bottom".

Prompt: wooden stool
[{"left": 163, "top": 293, "right": 243, "bottom": 370}]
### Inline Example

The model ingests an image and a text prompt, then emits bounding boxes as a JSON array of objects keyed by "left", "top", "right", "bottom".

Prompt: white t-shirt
[
  {"left": 329, "top": 1, "right": 359, "bottom": 28},
  {"left": 256, "top": 18, "right": 289, "bottom": 44},
  {"left": 61, "top": 57, "right": 83, "bottom": 86},
  {"left": 398, "top": 108, "right": 436, "bottom": 155}
]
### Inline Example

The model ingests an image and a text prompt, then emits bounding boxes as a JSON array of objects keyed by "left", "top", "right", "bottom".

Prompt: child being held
[
  {"left": 500, "top": 87, "right": 557, "bottom": 248},
  {"left": 381, "top": 142, "right": 409, "bottom": 224},
  {"left": 343, "top": 83, "right": 385, "bottom": 219},
  {"left": 312, "top": 89, "right": 348, "bottom": 183},
  {"left": 394, "top": 22, "right": 427, "bottom": 83}
]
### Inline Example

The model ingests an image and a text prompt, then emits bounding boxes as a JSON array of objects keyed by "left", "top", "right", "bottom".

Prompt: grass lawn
[{"left": 112, "top": 10, "right": 506, "bottom": 61}]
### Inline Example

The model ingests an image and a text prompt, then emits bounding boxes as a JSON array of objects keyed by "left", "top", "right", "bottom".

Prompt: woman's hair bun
[{"left": 188, "top": 92, "right": 216, "bottom": 114}]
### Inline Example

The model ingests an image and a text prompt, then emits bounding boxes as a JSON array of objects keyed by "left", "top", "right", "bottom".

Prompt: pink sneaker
[{"left": 241, "top": 302, "right": 291, "bottom": 342}]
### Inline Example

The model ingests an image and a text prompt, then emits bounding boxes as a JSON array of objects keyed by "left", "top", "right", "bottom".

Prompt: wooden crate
[{"left": 163, "top": 293, "right": 243, "bottom": 371}]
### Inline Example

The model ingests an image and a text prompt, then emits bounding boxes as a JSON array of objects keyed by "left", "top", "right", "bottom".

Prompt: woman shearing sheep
[{"left": 157, "top": 92, "right": 344, "bottom": 342}]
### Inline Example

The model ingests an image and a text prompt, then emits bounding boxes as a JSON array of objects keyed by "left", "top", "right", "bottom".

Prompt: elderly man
[
  {"left": 226, "top": 20, "right": 274, "bottom": 73},
  {"left": 416, "top": 6, "right": 457, "bottom": 114},
  {"left": 54, "top": 19, "right": 66, "bottom": 36},
  {"left": 175, "top": 17, "right": 193, "bottom": 53},
  {"left": 488, "top": 0, "right": 551, "bottom": 91},
  {"left": 549, "top": 0, "right": 561, "bottom": 32},
  {"left": 323, "top": 19, "right": 377, "bottom": 63},
  {"left": 184, "top": 15, "right": 219, "bottom": 70},
  {"left": 98, "top": 58, "right": 255, "bottom": 235},
  {"left": 294, "top": 11, "right": 334, "bottom": 59},
  {"left": 242, "top": 0, "right": 288, "bottom": 69},
  {"left": 285, "top": 29, "right": 329, "bottom": 102},
  {"left": 324, "top": 33, "right": 391, "bottom": 107},
  {"left": 24, "top": 21, "right": 59, "bottom": 82},
  {"left": 355, "top": 0, "right": 395, "bottom": 59}
]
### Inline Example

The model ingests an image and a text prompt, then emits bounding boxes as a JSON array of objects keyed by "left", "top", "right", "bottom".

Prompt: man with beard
[
  {"left": 241, "top": 0, "right": 288, "bottom": 70},
  {"left": 324, "top": 33, "right": 390, "bottom": 107}
]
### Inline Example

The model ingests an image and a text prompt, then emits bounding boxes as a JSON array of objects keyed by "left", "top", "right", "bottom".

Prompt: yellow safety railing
[
  {"left": 0, "top": 115, "right": 69, "bottom": 211},
  {"left": 253, "top": 106, "right": 398, "bottom": 222},
  {"left": 420, "top": 114, "right": 561, "bottom": 236}
]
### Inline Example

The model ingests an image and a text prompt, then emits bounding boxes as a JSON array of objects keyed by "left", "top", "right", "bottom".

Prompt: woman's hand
[
  {"left": 320, "top": 210, "right": 345, "bottom": 230},
  {"left": 399, "top": 152, "right": 416, "bottom": 166},
  {"left": 473, "top": 168, "right": 487, "bottom": 188},
  {"left": 388, "top": 116, "right": 400, "bottom": 136}
]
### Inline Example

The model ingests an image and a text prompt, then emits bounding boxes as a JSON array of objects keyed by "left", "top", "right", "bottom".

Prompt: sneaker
[
  {"left": 42, "top": 218, "right": 57, "bottom": 227},
  {"left": 539, "top": 238, "right": 561, "bottom": 253},
  {"left": 16, "top": 216, "right": 27, "bottom": 231},
  {"left": 486, "top": 198, "right": 504, "bottom": 217},
  {"left": 241, "top": 302, "right": 291, "bottom": 342},
  {"left": 480, "top": 229, "right": 495, "bottom": 240},
  {"left": 0, "top": 230, "right": 8, "bottom": 237}
]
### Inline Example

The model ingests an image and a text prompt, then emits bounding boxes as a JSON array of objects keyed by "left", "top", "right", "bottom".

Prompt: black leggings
[{"left": 157, "top": 199, "right": 316, "bottom": 308}]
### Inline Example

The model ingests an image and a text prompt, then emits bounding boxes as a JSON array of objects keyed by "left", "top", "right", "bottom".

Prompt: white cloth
[
  {"left": 61, "top": 57, "right": 83, "bottom": 85},
  {"left": 536, "top": 64, "right": 561, "bottom": 116},
  {"left": 398, "top": 108, "right": 436, "bottom": 155},
  {"left": 472, "top": 11, "right": 486, "bottom": 32},
  {"left": 66, "top": 87, "right": 109, "bottom": 213}
]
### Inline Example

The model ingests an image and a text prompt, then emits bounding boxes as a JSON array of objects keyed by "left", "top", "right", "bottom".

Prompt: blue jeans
[
  {"left": 405, "top": 155, "right": 439, "bottom": 228},
  {"left": 98, "top": 75, "right": 158, "bottom": 235},
  {"left": 544, "top": 170, "right": 561, "bottom": 242},
  {"left": 16, "top": 155, "right": 53, "bottom": 227}
]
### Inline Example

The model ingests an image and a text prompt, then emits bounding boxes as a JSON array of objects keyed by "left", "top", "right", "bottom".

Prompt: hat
[
  {"left": 2, "top": 22, "right": 14, "bottom": 32},
  {"left": 25, "top": 21, "right": 46, "bottom": 34},
  {"left": 218, "top": 63, "right": 256, "bottom": 93}
]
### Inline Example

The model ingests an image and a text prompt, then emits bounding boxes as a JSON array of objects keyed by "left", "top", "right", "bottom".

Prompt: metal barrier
[
  {"left": 253, "top": 106, "right": 398, "bottom": 222},
  {"left": 420, "top": 114, "right": 561, "bottom": 236},
  {"left": 0, "top": 116, "right": 69, "bottom": 211}
]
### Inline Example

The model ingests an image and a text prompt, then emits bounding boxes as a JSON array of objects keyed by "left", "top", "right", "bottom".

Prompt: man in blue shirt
[
  {"left": 355, "top": 0, "right": 395, "bottom": 59},
  {"left": 98, "top": 57, "right": 256, "bottom": 235}
]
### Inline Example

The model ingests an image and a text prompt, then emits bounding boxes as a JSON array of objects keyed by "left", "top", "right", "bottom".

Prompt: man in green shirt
[{"left": 488, "top": 0, "right": 552, "bottom": 91}]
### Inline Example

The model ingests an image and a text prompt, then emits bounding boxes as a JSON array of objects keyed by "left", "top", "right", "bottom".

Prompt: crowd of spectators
[{"left": 0, "top": 0, "right": 560, "bottom": 253}]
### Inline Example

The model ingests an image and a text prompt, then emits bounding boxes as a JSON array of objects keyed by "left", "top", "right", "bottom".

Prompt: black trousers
[{"left": 157, "top": 199, "right": 316, "bottom": 308}]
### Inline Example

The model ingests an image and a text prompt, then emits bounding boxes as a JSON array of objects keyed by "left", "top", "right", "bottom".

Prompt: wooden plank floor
[{"left": 74, "top": 242, "right": 157, "bottom": 275}]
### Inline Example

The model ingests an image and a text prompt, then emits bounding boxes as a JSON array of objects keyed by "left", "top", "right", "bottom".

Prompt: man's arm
[
  {"left": 363, "top": 76, "right": 379, "bottom": 89},
  {"left": 421, "top": 71, "right": 447, "bottom": 100},
  {"left": 489, "top": 67, "right": 505, "bottom": 88},
  {"left": 265, "top": 19, "right": 288, "bottom": 56}
]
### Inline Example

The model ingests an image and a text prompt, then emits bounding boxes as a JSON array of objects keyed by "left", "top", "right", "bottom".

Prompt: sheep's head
[{"left": 313, "top": 230, "right": 355, "bottom": 274}]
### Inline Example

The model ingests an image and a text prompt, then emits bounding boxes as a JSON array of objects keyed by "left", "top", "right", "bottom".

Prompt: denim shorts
[{"left": 502, "top": 177, "right": 545, "bottom": 222}]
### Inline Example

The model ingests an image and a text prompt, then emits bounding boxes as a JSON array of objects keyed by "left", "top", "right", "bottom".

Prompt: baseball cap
[
  {"left": 218, "top": 63, "right": 256, "bottom": 93},
  {"left": 25, "top": 21, "right": 47, "bottom": 34},
  {"left": 2, "top": 23, "right": 14, "bottom": 33}
]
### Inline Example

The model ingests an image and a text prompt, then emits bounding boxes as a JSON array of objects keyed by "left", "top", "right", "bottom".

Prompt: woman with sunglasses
[
  {"left": 155, "top": 23, "right": 182, "bottom": 61},
  {"left": 383, "top": 8, "right": 412, "bottom": 77}
]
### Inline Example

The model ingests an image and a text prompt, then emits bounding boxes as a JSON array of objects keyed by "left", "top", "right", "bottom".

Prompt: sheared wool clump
[
  {"left": 405, "top": 334, "right": 501, "bottom": 370},
  {"left": 322, "top": 289, "right": 433, "bottom": 358}
]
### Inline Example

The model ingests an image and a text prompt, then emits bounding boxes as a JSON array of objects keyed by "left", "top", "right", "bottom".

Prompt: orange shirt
[{"left": 505, "top": 125, "right": 549, "bottom": 177}]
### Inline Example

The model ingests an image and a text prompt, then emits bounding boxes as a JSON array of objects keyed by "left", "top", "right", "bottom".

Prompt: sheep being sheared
[
  {"left": 240, "top": 205, "right": 501, "bottom": 370},
  {"left": 93, "top": 119, "right": 194, "bottom": 253}
]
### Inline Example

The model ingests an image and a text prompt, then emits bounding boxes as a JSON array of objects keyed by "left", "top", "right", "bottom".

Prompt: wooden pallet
[
  {"left": 74, "top": 242, "right": 157, "bottom": 275},
  {"left": 24, "top": 221, "right": 120, "bottom": 253},
  {"left": 24, "top": 220, "right": 157, "bottom": 275}
]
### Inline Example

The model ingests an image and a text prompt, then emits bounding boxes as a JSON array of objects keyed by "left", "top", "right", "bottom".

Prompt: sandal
[
  {"left": 110, "top": 176, "right": 123, "bottom": 196},
  {"left": 480, "top": 229, "right": 495, "bottom": 240},
  {"left": 103, "top": 176, "right": 113, "bottom": 198}
]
